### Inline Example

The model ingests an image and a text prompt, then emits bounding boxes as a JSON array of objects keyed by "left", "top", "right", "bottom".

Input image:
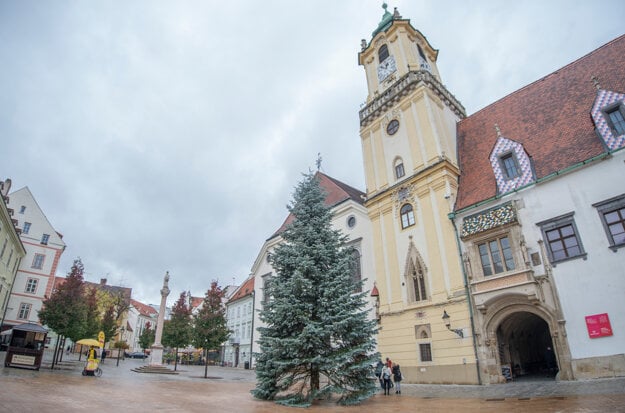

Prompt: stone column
[{"left": 150, "top": 271, "right": 170, "bottom": 366}]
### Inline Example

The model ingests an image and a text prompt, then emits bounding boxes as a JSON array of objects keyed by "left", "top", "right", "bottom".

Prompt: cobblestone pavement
[{"left": 1, "top": 352, "right": 624, "bottom": 412}]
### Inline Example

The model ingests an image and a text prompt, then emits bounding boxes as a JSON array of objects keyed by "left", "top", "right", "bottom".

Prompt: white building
[
  {"left": 224, "top": 276, "right": 254, "bottom": 368},
  {"left": 250, "top": 172, "right": 378, "bottom": 366},
  {"left": 452, "top": 35, "right": 625, "bottom": 382},
  {"left": 0, "top": 179, "right": 27, "bottom": 330},
  {"left": 5, "top": 186, "right": 65, "bottom": 328},
  {"left": 127, "top": 299, "right": 158, "bottom": 352}
]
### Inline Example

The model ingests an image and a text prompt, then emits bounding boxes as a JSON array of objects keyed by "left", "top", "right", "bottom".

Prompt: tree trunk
[
  {"left": 50, "top": 335, "right": 61, "bottom": 370},
  {"left": 204, "top": 348, "right": 209, "bottom": 378},
  {"left": 311, "top": 363, "right": 320, "bottom": 392}
]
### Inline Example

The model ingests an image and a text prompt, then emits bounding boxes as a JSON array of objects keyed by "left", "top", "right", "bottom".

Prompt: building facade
[
  {"left": 4, "top": 186, "right": 65, "bottom": 328},
  {"left": 0, "top": 179, "right": 27, "bottom": 330},
  {"left": 358, "top": 6, "right": 477, "bottom": 384},
  {"left": 452, "top": 34, "right": 625, "bottom": 383},
  {"left": 224, "top": 276, "right": 254, "bottom": 368}
]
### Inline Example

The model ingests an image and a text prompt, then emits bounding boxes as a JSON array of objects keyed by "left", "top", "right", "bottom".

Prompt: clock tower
[{"left": 358, "top": 5, "right": 478, "bottom": 384}]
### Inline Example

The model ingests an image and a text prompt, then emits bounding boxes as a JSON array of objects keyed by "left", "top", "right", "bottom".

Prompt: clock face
[{"left": 377, "top": 55, "right": 397, "bottom": 82}]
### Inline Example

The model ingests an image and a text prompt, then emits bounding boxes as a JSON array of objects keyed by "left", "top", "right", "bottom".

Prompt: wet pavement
[{"left": 1, "top": 351, "right": 624, "bottom": 412}]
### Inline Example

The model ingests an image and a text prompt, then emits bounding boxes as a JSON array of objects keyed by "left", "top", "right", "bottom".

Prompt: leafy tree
[
  {"left": 252, "top": 173, "right": 378, "bottom": 407},
  {"left": 138, "top": 321, "right": 155, "bottom": 352},
  {"left": 100, "top": 305, "right": 117, "bottom": 347},
  {"left": 193, "top": 281, "right": 230, "bottom": 378},
  {"left": 84, "top": 288, "right": 100, "bottom": 340},
  {"left": 162, "top": 291, "right": 193, "bottom": 371},
  {"left": 38, "top": 258, "right": 89, "bottom": 342}
]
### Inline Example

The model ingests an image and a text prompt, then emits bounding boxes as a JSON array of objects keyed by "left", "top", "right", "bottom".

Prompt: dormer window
[
  {"left": 499, "top": 152, "right": 520, "bottom": 179},
  {"left": 605, "top": 104, "right": 625, "bottom": 136},
  {"left": 378, "top": 44, "right": 389, "bottom": 63}
]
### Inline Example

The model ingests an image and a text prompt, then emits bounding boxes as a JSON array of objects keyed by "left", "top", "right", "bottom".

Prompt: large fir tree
[
  {"left": 252, "top": 172, "right": 378, "bottom": 407},
  {"left": 193, "top": 281, "right": 230, "bottom": 378}
]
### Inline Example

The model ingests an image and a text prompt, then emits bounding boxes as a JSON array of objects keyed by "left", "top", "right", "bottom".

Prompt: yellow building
[{"left": 358, "top": 5, "right": 478, "bottom": 384}]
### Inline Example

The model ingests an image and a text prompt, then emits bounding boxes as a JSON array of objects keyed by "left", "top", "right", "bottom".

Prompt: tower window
[
  {"left": 407, "top": 258, "right": 427, "bottom": 302},
  {"left": 400, "top": 204, "right": 415, "bottom": 228},
  {"left": 19, "top": 206, "right": 26, "bottom": 214},
  {"left": 394, "top": 158, "right": 405, "bottom": 179},
  {"left": 417, "top": 44, "right": 427, "bottom": 60},
  {"left": 378, "top": 44, "right": 389, "bottom": 62},
  {"left": 499, "top": 153, "right": 520, "bottom": 179},
  {"left": 605, "top": 105, "right": 625, "bottom": 136},
  {"left": 23, "top": 222, "right": 31, "bottom": 234},
  {"left": 41, "top": 234, "right": 50, "bottom": 245},
  {"left": 386, "top": 119, "right": 400, "bottom": 135}
]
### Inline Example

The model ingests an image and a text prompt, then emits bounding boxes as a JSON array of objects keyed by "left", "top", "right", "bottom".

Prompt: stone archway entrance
[{"left": 496, "top": 311, "right": 557, "bottom": 380}]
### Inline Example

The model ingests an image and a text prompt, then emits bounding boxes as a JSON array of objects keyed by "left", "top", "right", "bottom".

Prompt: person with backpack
[
  {"left": 374, "top": 360, "right": 385, "bottom": 389},
  {"left": 381, "top": 364, "right": 393, "bottom": 395},
  {"left": 392, "top": 363, "right": 403, "bottom": 394}
]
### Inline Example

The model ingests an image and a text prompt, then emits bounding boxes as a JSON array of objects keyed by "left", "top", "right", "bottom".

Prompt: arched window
[
  {"left": 400, "top": 204, "right": 415, "bottom": 228},
  {"left": 407, "top": 257, "right": 427, "bottom": 302},
  {"left": 394, "top": 158, "right": 405, "bottom": 179},
  {"left": 378, "top": 44, "right": 389, "bottom": 62},
  {"left": 350, "top": 249, "right": 362, "bottom": 292}
]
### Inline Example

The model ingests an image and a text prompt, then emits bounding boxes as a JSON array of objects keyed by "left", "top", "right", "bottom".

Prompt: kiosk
[{"left": 4, "top": 323, "right": 48, "bottom": 370}]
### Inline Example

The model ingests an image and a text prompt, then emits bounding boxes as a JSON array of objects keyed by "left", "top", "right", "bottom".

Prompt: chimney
[{"left": 100, "top": 278, "right": 107, "bottom": 285}]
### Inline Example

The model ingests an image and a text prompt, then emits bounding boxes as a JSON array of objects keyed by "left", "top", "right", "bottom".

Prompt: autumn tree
[
  {"left": 162, "top": 291, "right": 193, "bottom": 371},
  {"left": 138, "top": 321, "right": 155, "bottom": 353},
  {"left": 193, "top": 281, "right": 230, "bottom": 378}
]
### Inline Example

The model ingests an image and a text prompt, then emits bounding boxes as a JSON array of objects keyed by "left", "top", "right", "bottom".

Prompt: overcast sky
[{"left": 2, "top": 1, "right": 623, "bottom": 305}]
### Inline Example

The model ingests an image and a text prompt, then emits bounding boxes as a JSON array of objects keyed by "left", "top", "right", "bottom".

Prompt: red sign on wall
[{"left": 585, "top": 313, "right": 613, "bottom": 339}]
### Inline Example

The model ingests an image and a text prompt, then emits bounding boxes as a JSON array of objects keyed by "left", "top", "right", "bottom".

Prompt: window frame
[
  {"left": 23, "top": 222, "right": 31, "bottom": 234},
  {"left": 400, "top": 203, "right": 416, "bottom": 229},
  {"left": 41, "top": 234, "right": 50, "bottom": 245},
  {"left": 419, "top": 343, "right": 433, "bottom": 362},
  {"left": 394, "top": 159, "right": 405, "bottom": 179},
  {"left": 603, "top": 103, "right": 625, "bottom": 136},
  {"left": 499, "top": 151, "right": 521, "bottom": 180},
  {"left": 477, "top": 236, "right": 516, "bottom": 276},
  {"left": 25, "top": 278, "right": 39, "bottom": 294},
  {"left": 537, "top": 212, "right": 586, "bottom": 265},
  {"left": 32, "top": 253, "right": 45, "bottom": 270},
  {"left": 378, "top": 44, "right": 389, "bottom": 63},
  {"left": 18, "top": 303, "right": 32, "bottom": 320},
  {"left": 593, "top": 194, "right": 625, "bottom": 250}
]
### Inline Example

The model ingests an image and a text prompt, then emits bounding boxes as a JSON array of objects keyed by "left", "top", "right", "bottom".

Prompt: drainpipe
[
  {"left": 449, "top": 211, "right": 482, "bottom": 385},
  {"left": 249, "top": 289, "right": 255, "bottom": 369}
]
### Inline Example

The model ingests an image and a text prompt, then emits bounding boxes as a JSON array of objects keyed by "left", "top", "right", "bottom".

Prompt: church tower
[{"left": 358, "top": 4, "right": 478, "bottom": 384}]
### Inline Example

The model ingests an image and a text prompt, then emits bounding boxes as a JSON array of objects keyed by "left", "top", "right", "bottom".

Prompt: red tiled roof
[
  {"left": 269, "top": 172, "right": 364, "bottom": 239},
  {"left": 455, "top": 34, "right": 625, "bottom": 211},
  {"left": 131, "top": 299, "right": 158, "bottom": 317},
  {"left": 229, "top": 276, "right": 255, "bottom": 303}
]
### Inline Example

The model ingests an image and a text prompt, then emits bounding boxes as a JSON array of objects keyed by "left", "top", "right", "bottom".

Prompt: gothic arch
[
  {"left": 478, "top": 294, "right": 572, "bottom": 383},
  {"left": 403, "top": 241, "right": 428, "bottom": 303}
]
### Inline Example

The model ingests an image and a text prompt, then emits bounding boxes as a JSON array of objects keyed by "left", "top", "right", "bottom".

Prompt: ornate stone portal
[{"left": 149, "top": 271, "right": 170, "bottom": 366}]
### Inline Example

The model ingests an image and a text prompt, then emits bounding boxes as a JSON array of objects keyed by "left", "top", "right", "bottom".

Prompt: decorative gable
[
  {"left": 591, "top": 90, "right": 625, "bottom": 150},
  {"left": 489, "top": 136, "right": 534, "bottom": 195}
]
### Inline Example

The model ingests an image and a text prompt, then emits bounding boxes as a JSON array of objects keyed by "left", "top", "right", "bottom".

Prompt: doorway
[{"left": 496, "top": 311, "right": 557, "bottom": 380}]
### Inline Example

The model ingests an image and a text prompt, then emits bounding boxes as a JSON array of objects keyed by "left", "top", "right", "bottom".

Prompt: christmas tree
[{"left": 252, "top": 172, "right": 378, "bottom": 407}]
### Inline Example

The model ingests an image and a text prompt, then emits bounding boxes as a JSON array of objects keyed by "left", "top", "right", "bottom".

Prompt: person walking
[
  {"left": 392, "top": 363, "right": 402, "bottom": 394},
  {"left": 374, "top": 360, "right": 385, "bottom": 390},
  {"left": 381, "top": 364, "right": 392, "bottom": 395},
  {"left": 101, "top": 348, "right": 107, "bottom": 364}
]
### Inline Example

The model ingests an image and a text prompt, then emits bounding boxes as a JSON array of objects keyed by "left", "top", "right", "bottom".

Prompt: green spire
[{"left": 372, "top": 3, "right": 393, "bottom": 38}]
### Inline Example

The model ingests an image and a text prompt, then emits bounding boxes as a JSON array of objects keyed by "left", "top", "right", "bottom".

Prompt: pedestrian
[
  {"left": 65, "top": 345, "right": 70, "bottom": 355},
  {"left": 101, "top": 348, "right": 107, "bottom": 363},
  {"left": 392, "top": 363, "right": 402, "bottom": 394},
  {"left": 374, "top": 359, "right": 384, "bottom": 389},
  {"left": 386, "top": 357, "right": 393, "bottom": 368},
  {"left": 381, "top": 364, "right": 392, "bottom": 395}
]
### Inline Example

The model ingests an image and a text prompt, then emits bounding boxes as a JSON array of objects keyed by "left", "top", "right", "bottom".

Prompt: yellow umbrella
[{"left": 76, "top": 338, "right": 103, "bottom": 347}]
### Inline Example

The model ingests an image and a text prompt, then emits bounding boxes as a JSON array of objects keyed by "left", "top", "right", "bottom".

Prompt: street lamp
[
  {"left": 116, "top": 326, "right": 125, "bottom": 367},
  {"left": 442, "top": 310, "right": 464, "bottom": 338}
]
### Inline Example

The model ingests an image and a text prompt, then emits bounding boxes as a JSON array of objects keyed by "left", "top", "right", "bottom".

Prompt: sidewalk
[{"left": 1, "top": 351, "right": 624, "bottom": 412}]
